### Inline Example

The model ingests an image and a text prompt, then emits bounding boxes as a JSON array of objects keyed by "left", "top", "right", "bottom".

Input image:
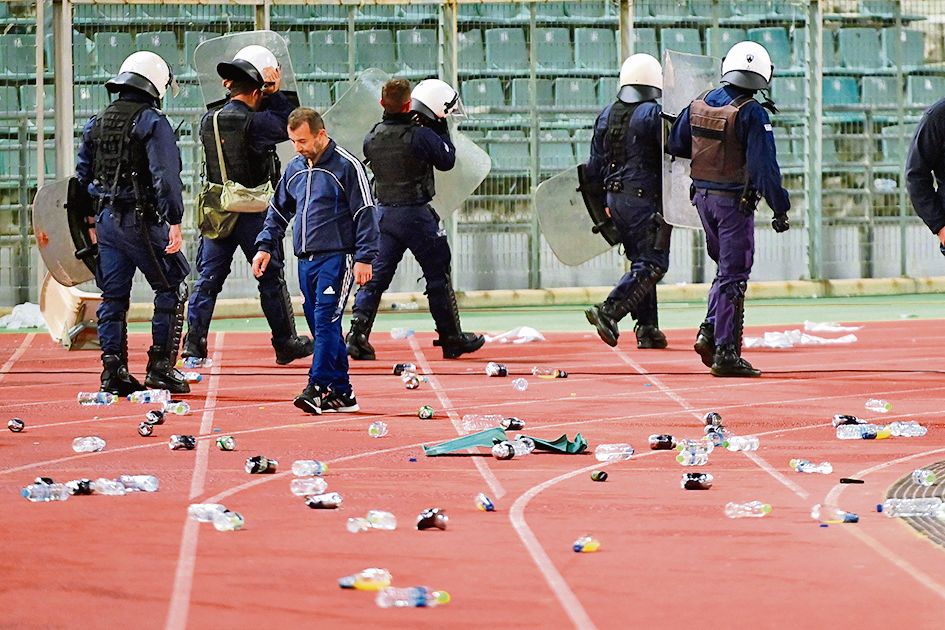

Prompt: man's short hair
[
  {"left": 381, "top": 78, "right": 412, "bottom": 113},
  {"left": 288, "top": 107, "right": 325, "bottom": 132},
  {"left": 228, "top": 79, "right": 261, "bottom": 97}
]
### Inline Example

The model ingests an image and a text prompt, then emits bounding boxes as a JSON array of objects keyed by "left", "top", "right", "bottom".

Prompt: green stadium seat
[
  {"left": 880, "top": 123, "right": 915, "bottom": 165},
  {"left": 837, "top": 28, "right": 882, "bottom": 72},
  {"left": 881, "top": 27, "right": 924, "bottom": 70},
  {"left": 537, "top": 3, "right": 567, "bottom": 21},
  {"left": 332, "top": 80, "right": 353, "bottom": 102},
  {"left": 0, "top": 86, "right": 18, "bottom": 115},
  {"left": 310, "top": 4, "right": 350, "bottom": 24},
  {"left": 575, "top": 28, "right": 617, "bottom": 71},
  {"left": 773, "top": 126, "right": 801, "bottom": 169},
  {"left": 93, "top": 32, "right": 134, "bottom": 76},
  {"left": 72, "top": 31, "right": 96, "bottom": 80},
  {"left": 573, "top": 127, "right": 593, "bottom": 162},
  {"left": 691, "top": 0, "right": 735, "bottom": 19},
  {"left": 747, "top": 28, "right": 791, "bottom": 73},
  {"left": 861, "top": 0, "right": 897, "bottom": 17},
  {"left": 907, "top": 75, "right": 945, "bottom": 108},
  {"left": 485, "top": 28, "right": 528, "bottom": 73},
  {"left": 566, "top": 1, "right": 610, "bottom": 20},
  {"left": 18, "top": 84, "right": 54, "bottom": 114},
  {"left": 73, "top": 83, "right": 109, "bottom": 117},
  {"left": 400, "top": 4, "right": 438, "bottom": 22},
  {"left": 535, "top": 28, "right": 573, "bottom": 72},
  {"left": 770, "top": 76, "right": 805, "bottom": 111},
  {"left": 554, "top": 77, "right": 596, "bottom": 109},
  {"left": 271, "top": 4, "right": 315, "bottom": 24},
  {"left": 0, "top": 143, "right": 22, "bottom": 187},
  {"left": 165, "top": 81, "right": 203, "bottom": 114},
  {"left": 0, "top": 33, "right": 35, "bottom": 77},
  {"left": 485, "top": 129, "right": 529, "bottom": 173},
  {"left": 298, "top": 81, "right": 333, "bottom": 110},
  {"left": 355, "top": 5, "right": 400, "bottom": 23},
  {"left": 706, "top": 27, "right": 745, "bottom": 59},
  {"left": 310, "top": 30, "right": 349, "bottom": 75},
  {"left": 457, "top": 5, "right": 479, "bottom": 23},
  {"left": 631, "top": 28, "right": 659, "bottom": 58},
  {"left": 282, "top": 31, "right": 314, "bottom": 76},
  {"left": 479, "top": 3, "right": 528, "bottom": 21},
  {"left": 461, "top": 78, "right": 505, "bottom": 110},
  {"left": 458, "top": 29, "right": 485, "bottom": 73},
  {"left": 538, "top": 129, "right": 575, "bottom": 171},
  {"left": 660, "top": 28, "right": 703, "bottom": 57},
  {"left": 597, "top": 77, "right": 618, "bottom": 108},
  {"left": 822, "top": 76, "right": 860, "bottom": 107},
  {"left": 181, "top": 32, "right": 218, "bottom": 77},
  {"left": 731, "top": 1, "right": 774, "bottom": 19},
  {"left": 861, "top": 76, "right": 900, "bottom": 108},
  {"left": 397, "top": 28, "right": 437, "bottom": 75},
  {"left": 643, "top": 0, "right": 689, "bottom": 19},
  {"left": 135, "top": 31, "right": 180, "bottom": 69},
  {"left": 354, "top": 30, "right": 397, "bottom": 74},
  {"left": 511, "top": 78, "right": 553, "bottom": 108}
]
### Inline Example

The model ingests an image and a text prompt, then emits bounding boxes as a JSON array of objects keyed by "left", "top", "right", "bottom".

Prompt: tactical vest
[
  {"left": 90, "top": 99, "right": 152, "bottom": 202},
  {"left": 199, "top": 103, "right": 273, "bottom": 188},
  {"left": 689, "top": 91, "right": 754, "bottom": 184},
  {"left": 602, "top": 101, "right": 660, "bottom": 189},
  {"left": 364, "top": 120, "right": 435, "bottom": 206}
]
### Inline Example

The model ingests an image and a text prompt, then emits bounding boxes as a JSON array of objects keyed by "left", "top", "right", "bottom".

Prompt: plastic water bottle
[
  {"left": 725, "top": 435, "right": 760, "bottom": 452},
  {"left": 676, "top": 450, "right": 709, "bottom": 466},
  {"left": 832, "top": 414, "right": 864, "bottom": 427},
  {"left": 392, "top": 363, "right": 416, "bottom": 376},
  {"left": 65, "top": 479, "right": 93, "bottom": 495},
  {"left": 912, "top": 469, "right": 937, "bottom": 486},
  {"left": 811, "top": 503, "right": 858, "bottom": 523},
  {"left": 347, "top": 510, "right": 397, "bottom": 533},
  {"left": 531, "top": 366, "right": 567, "bottom": 378},
  {"left": 887, "top": 421, "right": 927, "bottom": 437},
  {"left": 865, "top": 398, "right": 891, "bottom": 413},
  {"left": 492, "top": 440, "right": 532, "bottom": 460},
  {"left": 179, "top": 357, "right": 212, "bottom": 369},
  {"left": 292, "top": 460, "right": 328, "bottom": 476},
  {"left": 485, "top": 362, "right": 508, "bottom": 377},
  {"left": 572, "top": 535, "right": 601, "bottom": 553},
  {"left": 128, "top": 389, "right": 171, "bottom": 404},
  {"left": 676, "top": 438, "right": 714, "bottom": 454},
  {"left": 390, "top": 327, "right": 415, "bottom": 339},
  {"left": 882, "top": 497, "right": 942, "bottom": 517},
  {"left": 163, "top": 400, "right": 191, "bottom": 415},
  {"left": 118, "top": 475, "right": 159, "bottom": 492},
  {"left": 511, "top": 378, "right": 528, "bottom": 391},
  {"left": 290, "top": 477, "right": 328, "bottom": 496},
  {"left": 460, "top": 415, "right": 525, "bottom": 432},
  {"left": 92, "top": 478, "right": 127, "bottom": 496},
  {"left": 182, "top": 371, "right": 202, "bottom": 384},
  {"left": 368, "top": 421, "right": 388, "bottom": 438},
  {"left": 790, "top": 459, "right": 833, "bottom": 474},
  {"left": 376, "top": 586, "right": 450, "bottom": 608},
  {"left": 212, "top": 509, "right": 244, "bottom": 531},
  {"left": 21, "top": 482, "right": 69, "bottom": 502},
  {"left": 474, "top": 492, "right": 495, "bottom": 511},
  {"left": 306, "top": 492, "right": 343, "bottom": 509},
  {"left": 339, "top": 567, "right": 392, "bottom": 590},
  {"left": 681, "top": 472, "right": 713, "bottom": 490},
  {"left": 169, "top": 434, "right": 197, "bottom": 451},
  {"left": 703, "top": 411, "right": 723, "bottom": 427},
  {"left": 704, "top": 426, "right": 730, "bottom": 446},
  {"left": 77, "top": 392, "right": 117, "bottom": 406},
  {"left": 835, "top": 424, "right": 890, "bottom": 440},
  {"left": 390, "top": 302, "right": 419, "bottom": 311},
  {"left": 648, "top": 434, "right": 677, "bottom": 450},
  {"left": 594, "top": 443, "right": 634, "bottom": 462},
  {"left": 72, "top": 436, "right": 106, "bottom": 453},
  {"left": 725, "top": 501, "right": 772, "bottom": 518},
  {"left": 187, "top": 503, "right": 227, "bottom": 522}
]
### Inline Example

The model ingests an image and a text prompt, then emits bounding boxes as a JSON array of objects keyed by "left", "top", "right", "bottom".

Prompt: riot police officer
[
  {"left": 75, "top": 51, "right": 191, "bottom": 394},
  {"left": 668, "top": 41, "right": 791, "bottom": 377},
  {"left": 905, "top": 95, "right": 945, "bottom": 252},
  {"left": 183, "top": 45, "right": 312, "bottom": 365},
  {"left": 345, "top": 79, "right": 484, "bottom": 360},
  {"left": 584, "top": 53, "right": 672, "bottom": 350}
]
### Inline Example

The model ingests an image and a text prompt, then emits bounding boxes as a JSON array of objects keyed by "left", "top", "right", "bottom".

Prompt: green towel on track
[
  {"left": 422, "top": 427, "right": 507, "bottom": 456},
  {"left": 521, "top": 433, "right": 587, "bottom": 454}
]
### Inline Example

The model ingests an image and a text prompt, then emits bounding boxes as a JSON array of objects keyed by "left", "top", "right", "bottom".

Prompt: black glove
[
  {"left": 771, "top": 213, "right": 790, "bottom": 233},
  {"left": 939, "top": 243, "right": 945, "bottom": 257}
]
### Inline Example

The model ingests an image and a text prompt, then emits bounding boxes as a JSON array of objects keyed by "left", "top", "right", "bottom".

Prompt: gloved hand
[{"left": 771, "top": 212, "right": 790, "bottom": 233}]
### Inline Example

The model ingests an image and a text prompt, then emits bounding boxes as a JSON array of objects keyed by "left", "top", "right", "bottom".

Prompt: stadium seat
[
  {"left": 332, "top": 79, "right": 353, "bottom": 102},
  {"left": 538, "top": 129, "right": 575, "bottom": 172},
  {"left": 309, "top": 30, "right": 349, "bottom": 75},
  {"left": 18, "top": 84, "right": 54, "bottom": 114},
  {"left": 135, "top": 31, "right": 180, "bottom": 69},
  {"left": 354, "top": 29, "right": 397, "bottom": 74},
  {"left": 485, "top": 129, "right": 529, "bottom": 173},
  {"left": 535, "top": 28, "right": 573, "bottom": 72},
  {"left": 573, "top": 127, "right": 593, "bottom": 162},
  {"left": 271, "top": 4, "right": 315, "bottom": 24},
  {"left": 706, "top": 27, "right": 745, "bottom": 59},
  {"left": 165, "top": 81, "right": 202, "bottom": 115},
  {"left": 691, "top": 0, "right": 734, "bottom": 19},
  {"left": 72, "top": 31, "right": 96, "bottom": 80},
  {"left": 794, "top": 28, "right": 838, "bottom": 71},
  {"left": 397, "top": 29, "right": 437, "bottom": 75},
  {"left": 881, "top": 27, "right": 924, "bottom": 70},
  {"left": 822, "top": 76, "right": 859, "bottom": 107},
  {"left": 860, "top": 0, "right": 898, "bottom": 17},
  {"left": 298, "top": 81, "right": 333, "bottom": 110},
  {"left": 0, "top": 33, "right": 36, "bottom": 78},
  {"left": 565, "top": 1, "right": 610, "bottom": 20},
  {"left": 93, "top": 32, "right": 134, "bottom": 77},
  {"left": 458, "top": 29, "right": 485, "bottom": 73},
  {"left": 731, "top": 1, "right": 774, "bottom": 19},
  {"left": 485, "top": 28, "right": 529, "bottom": 73},
  {"left": 0, "top": 142, "right": 22, "bottom": 187},
  {"left": 861, "top": 76, "right": 900, "bottom": 108},
  {"left": 575, "top": 28, "right": 617, "bottom": 71},
  {"left": 536, "top": 3, "right": 567, "bottom": 21},
  {"left": 554, "top": 78, "right": 596, "bottom": 109},
  {"left": 400, "top": 4, "right": 437, "bottom": 22},
  {"left": 837, "top": 28, "right": 882, "bottom": 72},
  {"left": 282, "top": 31, "right": 314, "bottom": 76},
  {"left": 73, "top": 83, "right": 109, "bottom": 117},
  {"left": 747, "top": 28, "right": 791, "bottom": 73},
  {"left": 630, "top": 28, "right": 659, "bottom": 58},
  {"left": 310, "top": 4, "right": 350, "bottom": 24},
  {"left": 880, "top": 123, "right": 915, "bottom": 165},
  {"left": 597, "top": 77, "right": 618, "bottom": 108},
  {"left": 511, "top": 78, "right": 553, "bottom": 109},
  {"left": 770, "top": 76, "right": 805, "bottom": 111},
  {"left": 906, "top": 75, "right": 945, "bottom": 108},
  {"left": 660, "top": 28, "right": 703, "bottom": 57},
  {"left": 773, "top": 126, "right": 801, "bottom": 169},
  {"left": 478, "top": 3, "right": 528, "bottom": 21},
  {"left": 0, "top": 86, "right": 18, "bottom": 116},
  {"left": 355, "top": 5, "right": 400, "bottom": 23},
  {"left": 461, "top": 78, "right": 506, "bottom": 110}
]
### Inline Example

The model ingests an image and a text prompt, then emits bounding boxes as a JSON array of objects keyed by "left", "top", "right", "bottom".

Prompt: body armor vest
[
  {"left": 90, "top": 99, "right": 152, "bottom": 203},
  {"left": 364, "top": 120, "right": 435, "bottom": 206},
  {"left": 602, "top": 101, "right": 661, "bottom": 190},
  {"left": 200, "top": 102, "right": 273, "bottom": 188},
  {"left": 689, "top": 92, "right": 754, "bottom": 184}
]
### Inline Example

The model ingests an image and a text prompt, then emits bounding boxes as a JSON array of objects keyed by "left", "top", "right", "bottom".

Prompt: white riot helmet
[
  {"left": 410, "top": 79, "right": 464, "bottom": 120},
  {"left": 106, "top": 51, "right": 178, "bottom": 100},
  {"left": 217, "top": 45, "right": 279, "bottom": 87},
  {"left": 720, "top": 41, "right": 773, "bottom": 90},
  {"left": 617, "top": 53, "right": 662, "bottom": 103}
]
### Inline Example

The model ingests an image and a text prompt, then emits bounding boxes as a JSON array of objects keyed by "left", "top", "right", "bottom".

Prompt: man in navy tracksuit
[
  {"left": 668, "top": 41, "right": 790, "bottom": 377},
  {"left": 253, "top": 108, "right": 378, "bottom": 414}
]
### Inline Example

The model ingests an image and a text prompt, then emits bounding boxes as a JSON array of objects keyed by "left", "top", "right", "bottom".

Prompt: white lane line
[
  {"left": 0, "top": 333, "right": 35, "bottom": 385},
  {"left": 166, "top": 332, "right": 225, "bottom": 630},
  {"left": 408, "top": 336, "right": 505, "bottom": 500}
]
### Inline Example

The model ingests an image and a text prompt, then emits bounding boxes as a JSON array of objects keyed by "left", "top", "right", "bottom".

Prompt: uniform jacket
[{"left": 906, "top": 97, "right": 945, "bottom": 234}]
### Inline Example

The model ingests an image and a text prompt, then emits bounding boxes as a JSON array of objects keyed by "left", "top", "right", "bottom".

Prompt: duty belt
[
  {"left": 607, "top": 181, "right": 661, "bottom": 200},
  {"left": 694, "top": 187, "right": 740, "bottom": 198}
]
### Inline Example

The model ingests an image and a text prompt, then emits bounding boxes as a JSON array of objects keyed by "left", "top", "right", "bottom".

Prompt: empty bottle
[
  {"left": 292, "top": 460, "right": 329, "bottom": 476},
  {"left": 676, "top": 438, "right": 714, "bottom": 454},
  {"left": 886, "top": 421, "right": 927, "bottom": 437},
  {"left": 475, "top": 492, "right": 495, "bottom": 512},
  {"left": 65, "top": 479, "right": 93, "bottom": 495},
  {"left": 77, "top": 392, "right": 117, "bottom": 406},
  {"left": 179, "top": 357, "right": 212, "bottom": 369},
  {"left": 485, "top": 362, "right": 508, "bottom": 377},
  {"left": 376, "top": 586, "right": 450, "bottom": 608},
  {"left": 594, "top": 443, "right": 634, "bottom": 462},
  {"left": 572, "top": 535, "right": 601, "bottom": 553},
  {"left": 128, "top": 389, "right": 171, "bottom": 404},
  {"left": 703, "top": 411, "right": 723, "bottom": 427},
  {"left": 511, "top": 378, "right": 529, "bottom": 391},
  {"left": 811, "top": 503, "right": 858, "bottom": 523},
  {"left": 912, "top": 469, "right": 936, "bottom": 486},
  {"left": 368, "top": 421, "right": 389, "bottom": 438},
  {"left": 391, "top": 302, "right": 419, "bottom": 310},
  {"left": 290, "top": 477, "right": 328, "bottom": 496},
  {"left": 416, "top": 507, "right": 448, "bottom": 531},
  {"left": 460, "top": 415, "right": 525, "bottom": 433},
  {"left": 163, "top": 400, "right": 191, "bottom": 415},
  {"left": 865, "top": 398, "right": 891, "bottom": 413},
  {"left": 72, "top": 436, "right": 106, "bottom": 453},
  {"left": 649, "top": 434, "right": 677, "bottom": 450},
  {"left": 347, "top": 510, "right": 397, "bottom": 533},
  {"left": 306, "top": 492, "right": 343, "bottom": 509},
  {"left": 212, "top": 509, "right": 244, "bottom": 531},
  {"left": 182, "top": 371, "right": 202, "bottom": 384},
  {"left": 704, "top": 427, "right": 729, "bottom": 447},
  {"left": 681, "top": 472, "right": 713, "bottom": 490},
  {"left": 725, "top": 435, "right": 760, "bottom": 452},
  {"left": 92, "top": 478, "right": 126, "bottom": 496},
  {"left": 492, "top": 440, "right": 532, "bottom": 460},
  {"left": 836, "top": 424, "right": 890, "bottom": 440},
  {"left": 725, "top": 501, "right": 772, "bottom": 518},
  {"left": 245, "top": 455, "right": 278, "bottom": 473},
  {"left": 676, "top": 450, "right": 709, "bottom": 466},
  {"left": 832, "top": 414, "right": 864, "bottom": 427},
  {"left": 790, "top": 459, "right": 833, "bottom": 474},
  {"left": 145, "top": 409, "right": 165, "bottom": 425},
  {"left": 21, "top": 482, "right": 69, "bottom": 502},
  {"left": 118, "top": 475, "right": 159, "bottom": 492},
  {"left": 392, "top": 362, "right": 416, "bottom": 376},
  {"left": 882, "top": 497, "right": 943, "bottom": 517},
  {"left": 188, "top": 503, "right": 227, "bottom": 522},
  {"left": 390, "top": 327, "right": 415, "bottom": 340},
  {"left": 531, "top": 366, "right": 567, "bottom": 378},
  {"left": 339, "top": 567, "right": 392, "bottom": 590},
  {"left": 169, "top": 435, "right": 197, "bottom": 451}
]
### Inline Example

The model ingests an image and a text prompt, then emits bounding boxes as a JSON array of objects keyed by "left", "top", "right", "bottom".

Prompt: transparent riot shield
[
  {"left": 534, "top": 166, "right": 615, "bottom": 266},
  {"left": 662, "top": 50, "right": 718, "bottom": 229},
  {"left": 32, "top": 177, "right": 96, "bottom": 287}
]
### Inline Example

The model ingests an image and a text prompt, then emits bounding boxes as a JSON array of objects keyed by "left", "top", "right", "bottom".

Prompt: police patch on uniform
[{"left": 764, "top": 124, "right": 773, "bottom": 132}]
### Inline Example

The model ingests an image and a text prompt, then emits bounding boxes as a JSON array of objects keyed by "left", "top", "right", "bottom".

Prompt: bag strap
[{"left": 211, "top": 108, "right": 228, "bottom": 183}]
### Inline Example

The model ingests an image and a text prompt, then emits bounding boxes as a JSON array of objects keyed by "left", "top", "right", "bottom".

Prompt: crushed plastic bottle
[
  {"left": 21, "top": 482, "right": 69, "bottom": 502},
  {"left": 72, "top": 436, "right": 106, "bottom": 453},
  {"left": 376, "top": 586, "right": 450, "bottom": 608},
  {"left": 91, "top": 478, "right": 127, "bottom": 496},
  {"left": 290, "top": 477, "right": 328, "bottom": 496},
  {"left": 725, "top": 501, "right": 772, "bottom": 518},
  {"left": 339, "top": 568, "right": 392, "bottom": 590},
  {"left": 216, "top": 436, "right": 236, "bottom": 451},
  {"left": 531, "top": 366, "right": 568, "bottom": 378},
  {"left": 392, "top": 362, "right": 416, "bottom": 376},
  {"left": 306, "top": 492, "right": 343, "bottom": 509},
  {"left": 137, "top": 422, "right": 154, "bottom": 437},
  {"left": 245, "top": 455, "right": 278, "bottom": 473},
  {"left": 648, "top": 434, "right": 677, "bottom": 450},
  {"left": 790, "top": 459, "right": 833, "bottom": 474},
  {"left": 703, "top": 411, "right": 723, "bottom": 427},
  {"left": 881, "top": 497, "right": 942, "bottom": 517},
  {"left": 485, "top": 362, "right": 508, "bottom": 377},
  {"left": 77, "top": 392, "right": 117, "bottom": 406},
  {"left": 835, "top": 424, "right": 891, "bottom": 440},
  {"left": 347, "top": 510, "right": 397, "bottom": 533},
  {"left": 187, "top": 503, "right": 227, "bottom": 522},
  {"left": 212, "top": 509, "right": 244, "bottom": 531},
  {"left": 292, "top": 460, "right": 329, "bottom": 476},
  {"left": 460, "top": 414, "right": 525, "bottom": 433},
  {"left": 912, "top": 469, "right": 937, "bottom": 486},
  {"left": 65, "top": 479, "right": 93, "bottom": 495},
  {"left": 725, "top": 435, "right": 760, "bottom": 452},
  {"left": 511, "top": 378, "right": 529, "bottom": 391},
  {"left": 118, "top": 475, "right": 159, "bottom": 492},
  {"left": 416, "top": 507, "right": 448, "bottom": 531},
  {"left": 390, "top": 327, "right": 415, "bottom": 340},
  {"left": 572, "top": 535, "right": 601, "bottom": 552},
  {"left": 179, "top": 357, "right": 212, "bottom": 369},
  {"left": 145, "top": 409, "right": 165, "bottom": 425},
  {"left": 681, "top": 472, "right": 713, "bottom": 490},
  {"left": 368, "top": 421, "right": 389, "bottom": 438},
  {"left": 402, "top": 374, "right": 420, "bottom": 389},
  {"left": 594, "top": 443, "right": 634, "bottom": 462},
  {"left": 182, "top": 371, "right": 202, "bottom": 384},
  {"left": 390, "top": 302, "right": 419, "bottom": 311},
  {"left": 169, "top": 434, "right": 197, "bottom": 451},
  {"left": 832, "top": 414, "right": 865, "bottom": 427},
  {"left": 676, "top": 450, "right": 709, "bottom": 466},
  {"left": 865, "top": 398, "right": 891, "bottom": 413},
  {"left": 811, "top": 503, "right": 858, "bottom": 523},
  {"left": 128, "top": 389, "right": 171, "bottom": 404},
  {"left": 886, "top": 421, "right": 927, "bottom": 437},
  {"left": 163, "top": 400, "right": 191, "bottom": 415},
  {"left": 474, "top": 492, "right": 495, "bottom": 512},
  {"left": 492, "top": 440, "right": 532, "bottom": 460},
  {"left": 8, "top": 417, "right": 25, "bottom": 432}
]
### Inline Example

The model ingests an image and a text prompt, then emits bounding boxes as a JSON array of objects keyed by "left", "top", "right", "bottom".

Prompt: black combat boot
[
  {"left": 100, "top": 354, "right": 146, "bottom": 397},
  {"left": 710, "top": 343, "right": 761, "bottom": 378},
  {"left": 181, "top": 327, "right": 208, "bottom": 359},
  {"left": 584, "top": 300, "right": 629, "bottom": 347},
  {"left": 434, "top": 332, "right": 485, "bottom": 359},
  {"left": 274, "top": 335, "right": 313, "bottom": 365},
  {"left": 635, "top": 324, "right": 667, "bottom": 349},
  {"left": 345, "top": 313, "right": 376, "bottom": 361},
  {"left": 693, "top": 321, "right": 715, "bottom": 367},
  {"left": 145, "top": 345, "right": 191, "bottom": 394}
]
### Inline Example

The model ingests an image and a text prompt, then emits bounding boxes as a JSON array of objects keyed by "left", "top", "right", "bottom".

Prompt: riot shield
[
  {"left": 193, "top": 30, "right": 298, "bottom": 167},
  {"left": 433, "top": 122, "right": 491, "bottom": 217},
  {"left": 32, "top": 177, "right": 96, "bottom": 287},
  {"left": 662, "top": 50, "right": 718, "bottom": 229},
  {"left": 534, "top": 165, "right": 615, "bottom": 266}
]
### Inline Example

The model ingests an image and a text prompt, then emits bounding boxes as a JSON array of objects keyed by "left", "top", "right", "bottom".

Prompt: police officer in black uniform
[
  {"left": 75, "top": 51, "right": 191, "bottom": 394},
  {"left": 183, "top": 45, "right": 312, "bottom": 364},
  {"left": 906, "top": 95, "right": 945, "bottom": 255},
  {"left": 345, "top": 78, "right": 484, "bottom": 360}
]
